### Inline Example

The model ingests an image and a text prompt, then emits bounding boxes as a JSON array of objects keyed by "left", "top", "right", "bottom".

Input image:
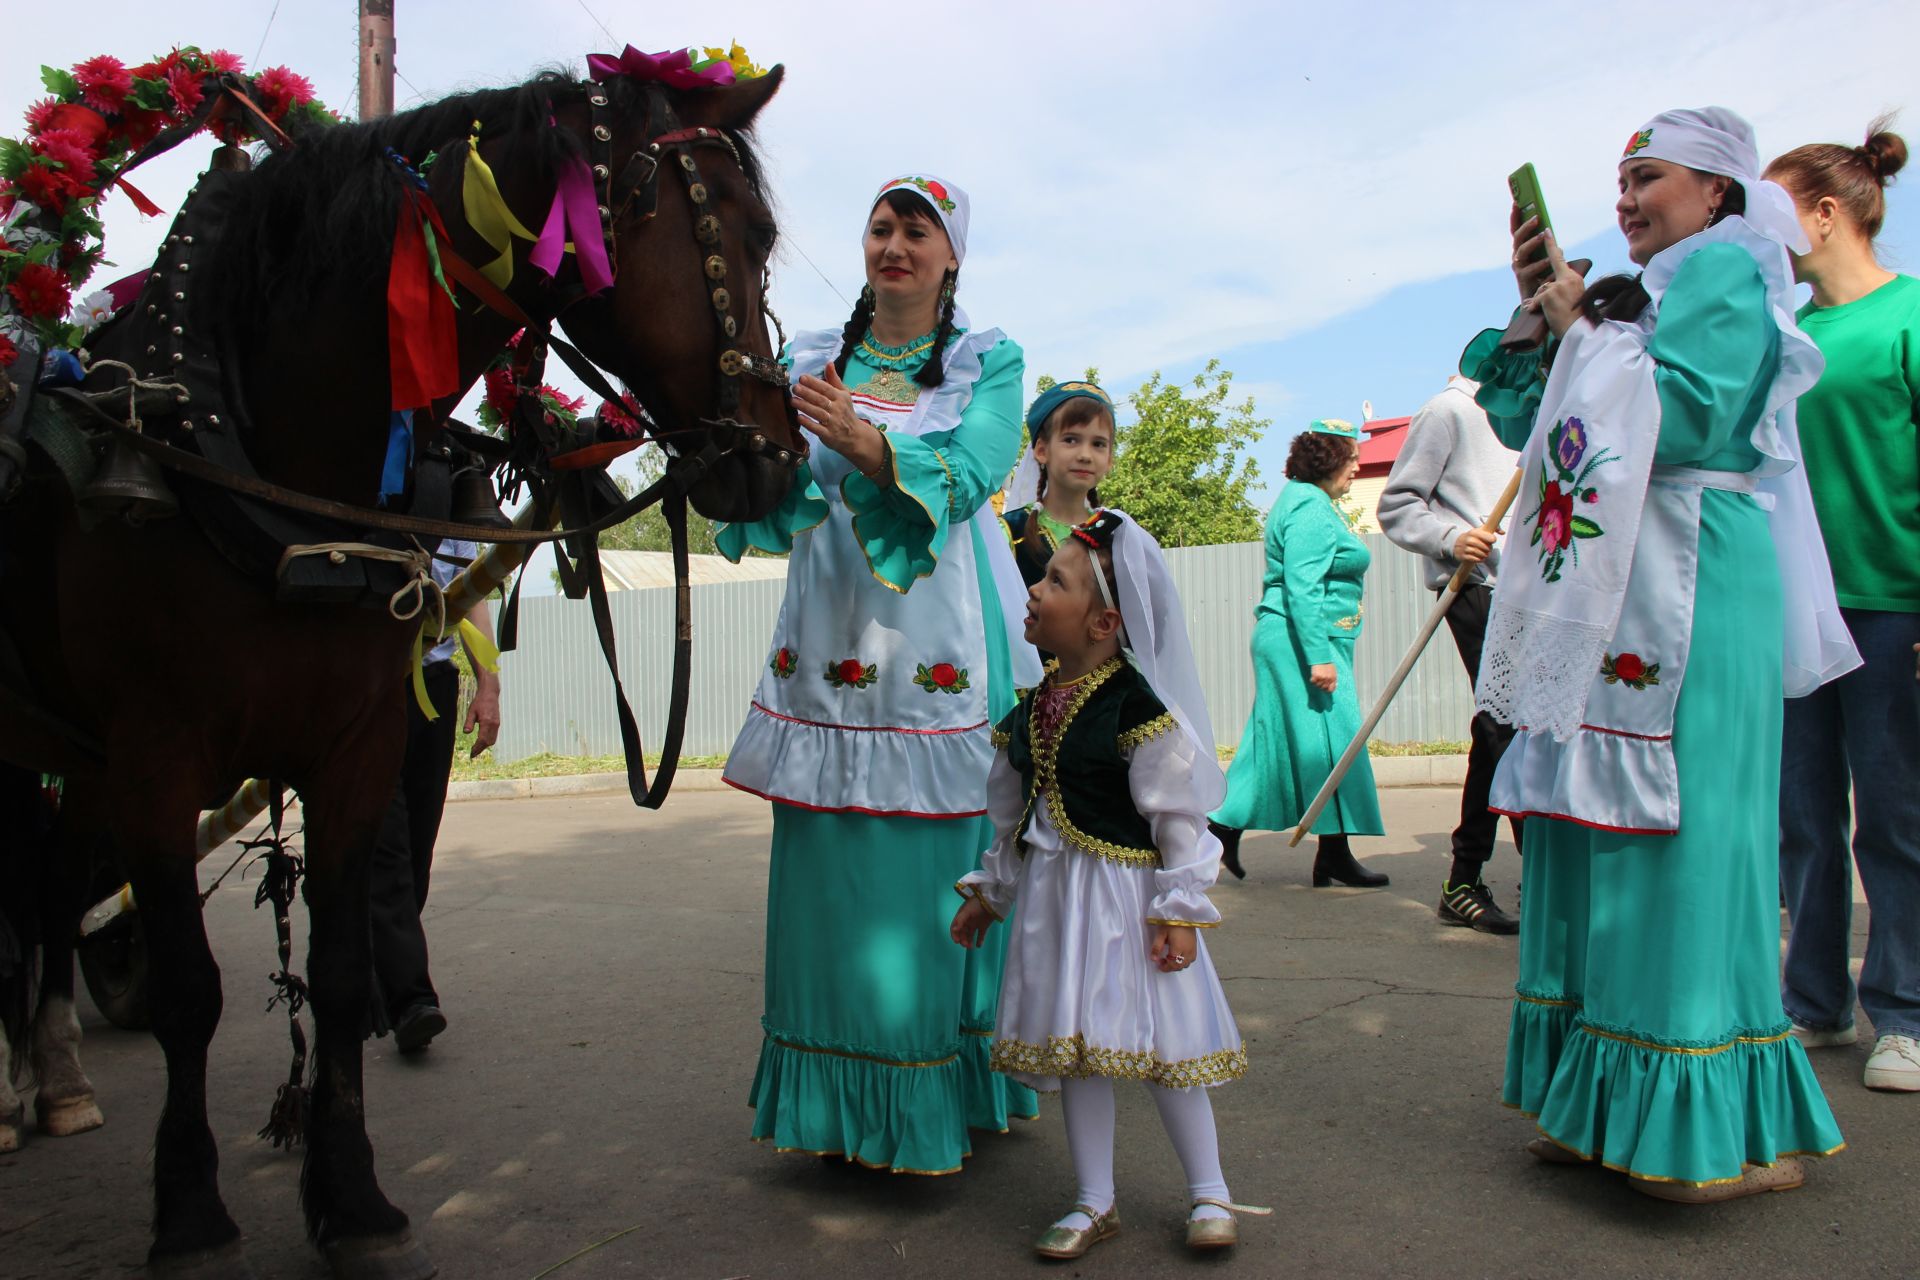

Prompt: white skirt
[{"left": 991, "top": 841, "right": 1245, "bottom": 1092}]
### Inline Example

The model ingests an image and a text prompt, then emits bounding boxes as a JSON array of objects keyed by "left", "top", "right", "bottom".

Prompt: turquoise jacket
[{"left": 1259, "top": 480, "right": 1371, "bottom": 666}]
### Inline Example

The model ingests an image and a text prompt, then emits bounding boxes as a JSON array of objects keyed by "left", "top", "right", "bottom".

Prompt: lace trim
[
  {"left": 991, "top": 1033, "right": 1247, "bottom": 1087},
  {"left": 1116, "top": 713, "right": 1178, "bottom": 752},
  {"left": 1477, "top": 606, "right": 1610, "bottom": 741},
  {"left": 859, "top": 327, "right": 942, "bottom": 368}
]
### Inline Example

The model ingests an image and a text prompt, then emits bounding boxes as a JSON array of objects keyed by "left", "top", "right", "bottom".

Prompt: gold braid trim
[
  {"left": 1116, "top": 712, "right": 1178, "bottom": 752},
  {"left": 1026, "top": 658, "right": 1162, "bottom": 867},
  {"left": 952, "top": 880, "right": 1005, "bottom": 922},
  {"left": 1145, "top": 917, "right": 1220, "bottom": 929},
  {"left": 990, "top": 726, "right": 1011, "bottom": 749},
  {"left": 990, "top": 1034, "right": 1248, "bottom": 1088}
]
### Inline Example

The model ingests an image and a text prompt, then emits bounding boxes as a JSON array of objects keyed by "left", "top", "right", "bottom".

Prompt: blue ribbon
[{"left": 378, "top": 409, "right": 414, "bottom": 507}]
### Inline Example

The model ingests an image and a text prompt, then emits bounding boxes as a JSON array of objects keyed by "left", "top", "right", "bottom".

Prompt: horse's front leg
[
  {"left": 298, "top": 764, "right": 435, "bottom": 1280},
  {"left": 121, "top": 812, "right": 249, "bottom": 1274},
  {"left": 31, "top": 824, "right": 103, "bottom": 1137}
]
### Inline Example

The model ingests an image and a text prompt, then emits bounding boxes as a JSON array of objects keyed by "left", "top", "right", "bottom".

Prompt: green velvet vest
[{"left": 993, "top": 657, "right": 1179, "bottom": 866}]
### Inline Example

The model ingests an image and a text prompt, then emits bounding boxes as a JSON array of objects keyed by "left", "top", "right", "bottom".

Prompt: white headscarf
[
  {"left": 1622, "top": 107, "right": 1810, "bottom": 259},
  {"left": 869, "top": 173, "right": 969, "bottom": 266},
  {"left": 1095, "top": 511, "right": 1225, "bottom": 807}
]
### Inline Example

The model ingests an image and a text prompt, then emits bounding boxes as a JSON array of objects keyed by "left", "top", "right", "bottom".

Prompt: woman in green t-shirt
[{"left": 1766, "top": 121, "right": 1920, "bottom": 1094}]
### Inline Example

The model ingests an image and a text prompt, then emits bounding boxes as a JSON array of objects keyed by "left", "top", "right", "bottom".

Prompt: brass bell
[
  {"left": 450, "top": 465, "right": 509, "bottom": 529},
  {"left": 83, "top": 437, "right": 179, "bottom": 522}
]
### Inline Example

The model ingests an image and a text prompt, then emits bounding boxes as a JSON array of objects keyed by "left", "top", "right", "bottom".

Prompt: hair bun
[{"left": 1860, "top": 120, "right": 1907, "bottom": 185}]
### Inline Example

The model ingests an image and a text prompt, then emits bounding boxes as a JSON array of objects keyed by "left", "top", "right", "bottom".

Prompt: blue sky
[{"left": 6, "top": 0, "right": 1917, "bottom": 589}]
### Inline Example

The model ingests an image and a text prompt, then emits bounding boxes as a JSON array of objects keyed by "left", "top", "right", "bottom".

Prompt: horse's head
[{"left": 528, "top": 66, "right": 801, "bottom": 523}]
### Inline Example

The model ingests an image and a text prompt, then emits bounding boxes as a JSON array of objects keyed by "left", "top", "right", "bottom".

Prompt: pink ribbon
[
  {"left": 585, "top": 45, "right": 735, "bottom": 89},
  {"left": 528, "top": 151, "right": 615, "bottom": 296}
]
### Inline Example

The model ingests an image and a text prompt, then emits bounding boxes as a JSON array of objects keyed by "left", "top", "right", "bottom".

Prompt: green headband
[
  {"left": 1308, "top": 418, "right": 1360, "bottom": 439},
  {"left": 1026, "top": 381, "right": 1113, "bottom": 433}
]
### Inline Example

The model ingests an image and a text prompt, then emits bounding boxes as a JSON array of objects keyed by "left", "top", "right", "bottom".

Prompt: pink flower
[
  {"left": 252, "top": 66, "right": 316, "bottom": 119},
  {"left": 22, "top": 97, "right": 60, "bottom": 135},
  {"left": 1537, "top": 482, "right": 1573, "bottom": 555},
  {"left": 204, "top": 49, "right": 245, "bottom": 74},
  {"left": 72, "top": 55, "right": 133, "bottom": 114},
  {"left": 29, "top": 128, "right": 100, "bottom": 177},
  {"left": 164, "top": 65, "right": 205, "bottom": 119}
]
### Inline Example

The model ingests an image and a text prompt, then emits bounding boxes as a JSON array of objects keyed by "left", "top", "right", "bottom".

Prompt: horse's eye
[{"left": 750, "top": 223, "right": 779, "bottom": 255}]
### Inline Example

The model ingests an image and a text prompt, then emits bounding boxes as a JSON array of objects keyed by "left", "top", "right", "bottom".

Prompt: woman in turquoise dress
[
  {"left": 1467, "top": 108, "right": 1854, "bottom": 1200},
  {"left": 1209, "top": 420, "right": 1388, "bottom": 887},
  {"left": 717, "top": 174, "right": 1041, "bottom": 1174}
]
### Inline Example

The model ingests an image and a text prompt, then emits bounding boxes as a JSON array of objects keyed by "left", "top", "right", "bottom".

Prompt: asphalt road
[{"left": 2, "top": 787, "right": 1912, "bottom": 1279}]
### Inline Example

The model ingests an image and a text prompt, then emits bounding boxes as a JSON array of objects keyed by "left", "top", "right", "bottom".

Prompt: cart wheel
[{"left": 79, "top": 911, "right": 151, "bottom": 1030}]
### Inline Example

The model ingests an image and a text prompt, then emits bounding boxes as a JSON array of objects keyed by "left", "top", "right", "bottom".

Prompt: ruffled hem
[
  {"left": 748, "top": 1030, "right": 1031, "bottom": 1175},
  {"left": 1503, "top": 996, "right": 1845, "bottom": 1186},
  {"left": 1489, "top": 725, "right": 1679, "bottom": 834},
  {"left": 991, "top": 1034, "right": 1248, "bottom": 1093},
  {"left": 724, "top": 701, "right": 994, "bottom": 816},
  {"left": 1460, "top": 322, "right": 1549, "bottom": 423}
]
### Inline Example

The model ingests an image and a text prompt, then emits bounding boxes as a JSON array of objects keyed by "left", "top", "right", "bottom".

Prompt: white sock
[
  {"left": 1057, "top": 1075, "right": 1117, "bottom": 1227},
  {"left": 1150, "top": 1083, "right": 1232, "bottom": 1220}
]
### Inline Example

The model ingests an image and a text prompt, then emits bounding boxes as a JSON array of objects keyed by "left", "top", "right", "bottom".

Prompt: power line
[
  {"left": 571, "top": 0, "right": 619, "bottom": 46},
  {"left": 786, "top": 240, "right": 850, "bottom": 309},
  {"left": 251, "top": 0, "right": 285, "bottom": 69}
]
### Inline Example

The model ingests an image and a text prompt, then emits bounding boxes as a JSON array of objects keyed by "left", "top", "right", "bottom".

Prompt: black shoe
[
  {"left": 393, "top": 1003, "right": 447, "bottom": 1054},
  {"left": 1209, "top": 822, "right": 1245, "bottom": 880},
  {"left": 1437, "top": 881, "right": 1519, "bottom": 935},
  {"left": 1311, "top": 844, "right": 1388, "bottom": 888}
]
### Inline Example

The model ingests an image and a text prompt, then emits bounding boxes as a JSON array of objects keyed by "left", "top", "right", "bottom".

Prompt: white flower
[{"left": 72, "top": 289, "right": 116, "bottom": 333}]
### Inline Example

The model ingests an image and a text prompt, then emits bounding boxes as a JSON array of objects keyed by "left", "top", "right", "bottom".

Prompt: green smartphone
[{"left": 1508, "top": 162, "right": 1552, "bottom": 261}]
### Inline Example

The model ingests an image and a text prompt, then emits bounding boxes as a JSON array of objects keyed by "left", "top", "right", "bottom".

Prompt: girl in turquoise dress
[
  {"left": 718, "top": 174, "right": 1041, "bottom": 1174},
  {"left": 1209, "top": 421, "right": 1387, "bottom": 886},
  {"left": 1001, "top": 381, "right": 1116, "bottom": 588},
  {"left": 1468, "top": 108, "right": 1854, "bottom": 1201}
]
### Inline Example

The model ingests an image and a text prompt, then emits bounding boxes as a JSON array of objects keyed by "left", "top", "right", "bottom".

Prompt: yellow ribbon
[
  {"left": 410, "top": 615, "right": 502, "bottom": 721},
  {"left": 461, "top": 122, "right": 538, "bottom": 289}
]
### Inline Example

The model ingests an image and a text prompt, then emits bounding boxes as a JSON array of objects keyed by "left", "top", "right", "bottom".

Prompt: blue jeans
[{"left": 1779, "top": 608, "right": 1920, "bottom": 1040}]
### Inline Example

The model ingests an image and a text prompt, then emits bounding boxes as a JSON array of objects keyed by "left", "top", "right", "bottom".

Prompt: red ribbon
[
  {"left": 387, "top": 188, "right": 460, "bottom": 411},
  {"left": 113, "top": 176, "right": 163, "bottom": 217}
]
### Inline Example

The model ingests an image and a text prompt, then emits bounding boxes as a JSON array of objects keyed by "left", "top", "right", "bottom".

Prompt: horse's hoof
[
  {"left": 36, "top": 1091, "right": 105, "bottom": 1136},
  {"left": 146, "top": 1239, "right": 258, "bottom": 1279},
  {"left": 324, "top": 1230, "right": 436, "bottom": 1280},
  {"left": 0, "top": 1105, "right": 23, "bottom": 1153}
]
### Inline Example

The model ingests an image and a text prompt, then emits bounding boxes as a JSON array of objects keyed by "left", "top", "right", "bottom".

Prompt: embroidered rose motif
[
  {"left": 913, "top": 661, "right": 971, "bottom": 694},
  {"left": 1623, "top": 127, "right": 1654, "bottom": 158},
  {"left": 769, "top": 647, "right": 797, "bottom": 679},
  {"left": 1526, "top": 416, "right": 1617, "bottom": 583},
  {"left": 825, "top": 658, "right": 878, "bottom": 689},
  {"left": 1601, "top": 651, "right": 1661, "bottom": 690}
]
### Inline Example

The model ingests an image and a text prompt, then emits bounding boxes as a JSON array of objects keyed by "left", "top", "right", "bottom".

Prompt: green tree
[
  {"left": 1033, "top": 360, "right": 1267, "bottom": 547},
  {"left": 597, "top": 453, "right": 723, "bottom": 556}
]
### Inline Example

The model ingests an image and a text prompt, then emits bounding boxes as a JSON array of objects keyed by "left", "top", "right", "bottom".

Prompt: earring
[{"left": 940, "top": 276, "right": 956, "bottom": 303}]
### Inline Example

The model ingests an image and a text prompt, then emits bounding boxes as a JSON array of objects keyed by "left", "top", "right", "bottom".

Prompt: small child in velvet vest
[{"left": 950, "top": 509, "right": 1266, "bottom": 1259}]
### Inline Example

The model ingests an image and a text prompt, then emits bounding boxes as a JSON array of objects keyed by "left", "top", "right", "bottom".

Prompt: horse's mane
[{"left": 206, "top": 67, "right": 774, "bottom": 332}]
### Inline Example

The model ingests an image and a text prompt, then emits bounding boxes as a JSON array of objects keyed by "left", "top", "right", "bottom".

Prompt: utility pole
[{"left": 358, "top": 0, "right": 396, "bottom": 121}]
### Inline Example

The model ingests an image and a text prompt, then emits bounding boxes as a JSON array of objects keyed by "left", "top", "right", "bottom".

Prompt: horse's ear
[{"left": 698, "top": 65, "right": 784, "bottom": 131}]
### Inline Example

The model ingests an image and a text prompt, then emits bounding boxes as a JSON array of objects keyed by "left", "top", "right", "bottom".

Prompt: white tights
[{"left": 1055, "top": 1075, "right": 1233, "bottom": 1228}]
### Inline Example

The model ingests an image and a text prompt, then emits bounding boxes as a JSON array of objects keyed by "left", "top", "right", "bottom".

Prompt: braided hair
[{"left": 831, "top": 188, "right": 960, "bottom": 387}]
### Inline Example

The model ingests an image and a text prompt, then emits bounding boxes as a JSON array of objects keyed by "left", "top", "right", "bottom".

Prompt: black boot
[
  {"left": 1312, "top": 835, "right": 1388, "bottom": 888},
  {"left": 1209, "top": 822, "right": 1245, "bottom": 880}
]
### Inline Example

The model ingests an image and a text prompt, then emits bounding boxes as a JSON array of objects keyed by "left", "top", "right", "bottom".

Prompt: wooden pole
[
  {"left": 1288, "top": 468, "right": 1524, "bottom": 847},
  {"left": 358, "top": 0, "right": 395, "bottom": 122}
]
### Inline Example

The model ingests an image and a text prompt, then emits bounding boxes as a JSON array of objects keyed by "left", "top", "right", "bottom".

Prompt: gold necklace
[{"left": 859, "top": 333, "right": 936, "bottom": 363}]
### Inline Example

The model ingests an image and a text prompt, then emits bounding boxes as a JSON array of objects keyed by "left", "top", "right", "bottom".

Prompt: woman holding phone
[{"left": 1462, "top": 108, "right": 1856, "bottom": 1200}]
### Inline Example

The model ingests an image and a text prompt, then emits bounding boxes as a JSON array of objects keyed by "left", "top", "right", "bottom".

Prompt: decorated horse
[{"left": 0, "top": 41, "right": 801, "bottom": 1279}]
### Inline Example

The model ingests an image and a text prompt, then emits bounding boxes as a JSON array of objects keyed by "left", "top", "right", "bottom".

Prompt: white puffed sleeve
[
  {"left": 955, "top": 750, "right": 1027, "bottom": 920},
  {"left": 1128, "top": 730, "right": 1224, "bottom": 927}
]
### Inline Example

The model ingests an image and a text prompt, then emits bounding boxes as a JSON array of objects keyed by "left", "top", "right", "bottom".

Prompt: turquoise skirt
[
  {"left": 1214, "top": 617, "right": 1383, "bottom": 836},
  {"left": 1504, "top": 492, "right": 1843, "bottom": 1184},
  {"left": 748, "top": 806, "right": 1038, "bottom": 1174}
]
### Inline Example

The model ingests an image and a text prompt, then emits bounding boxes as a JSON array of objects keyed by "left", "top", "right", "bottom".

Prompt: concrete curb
[{"left": 447, "top": 756, "right": 1468, "bottom": 802}]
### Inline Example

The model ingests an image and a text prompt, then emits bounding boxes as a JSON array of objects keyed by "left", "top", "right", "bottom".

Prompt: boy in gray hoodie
[{"left": 1378, "top": 376, "right": 1520, "bottom": 935}]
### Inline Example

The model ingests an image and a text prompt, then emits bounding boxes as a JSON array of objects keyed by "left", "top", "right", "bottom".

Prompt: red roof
[{"left": 1356, "top": 417, "right": 1410, "bottom": 474}]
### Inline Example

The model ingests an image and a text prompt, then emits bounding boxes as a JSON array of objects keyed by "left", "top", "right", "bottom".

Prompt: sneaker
[
  {"left": 1864, "top": 1034, "right": 1920, "bottom": 1091},
  {"left": 1789, "top": 1020, "right": 1857, "bottom": 1049},
  {"left": 393, "top": 1003, "right": 447, "bottom": 1054},
  {"left": 1437, "top": 881, "right": 1519, "bottom": 935}
]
